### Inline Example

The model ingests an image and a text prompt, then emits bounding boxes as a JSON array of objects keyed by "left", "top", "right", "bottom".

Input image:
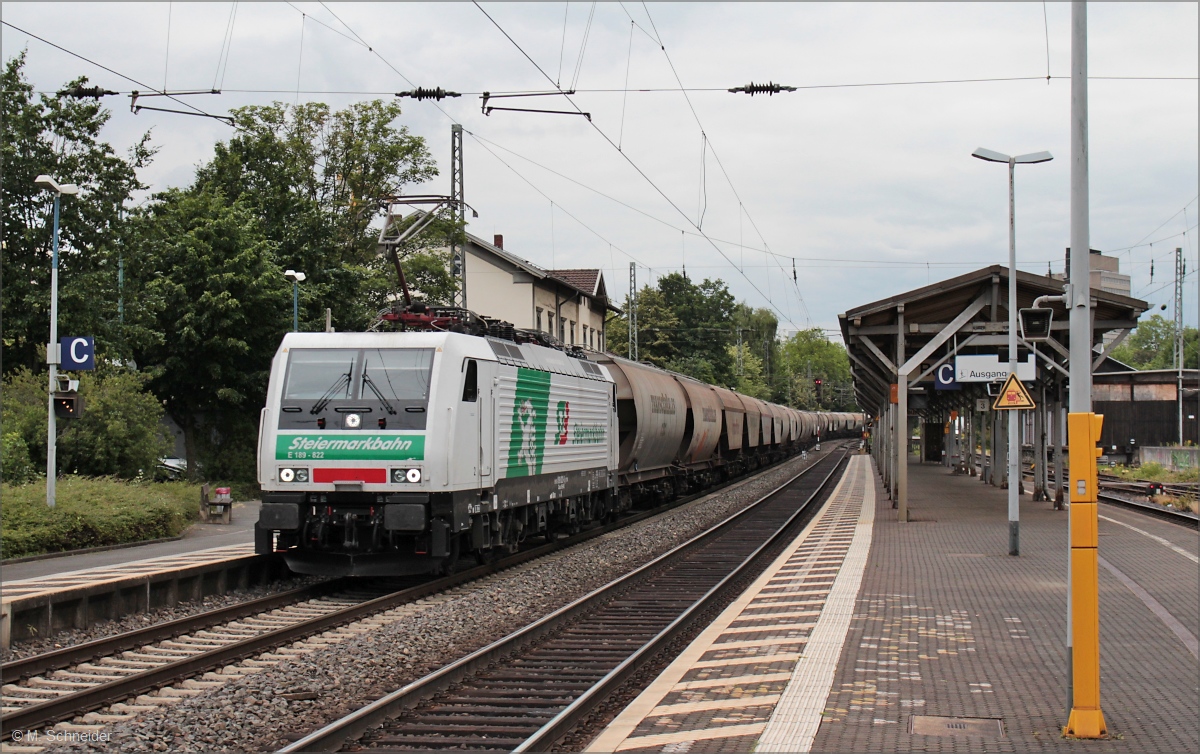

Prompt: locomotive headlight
[
  {"left": 391, "top": 467, "right": 422, "bottom": 484},
  {"left": 278, "top": 467, "right": 308, "bottom": 483},
  {"left": 345, "top": 413, "right": 361, "bottom": 428}
]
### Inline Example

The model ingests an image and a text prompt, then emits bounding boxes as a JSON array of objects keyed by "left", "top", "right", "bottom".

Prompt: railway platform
[
  {"left": 1, "top": 501, "right": 261, "bottom": 583},
  {"left": 0, "top": 502, "right": 290, "bottom": 650},
  {"left": 588, "top": 455, "right": 1198, "bottom": 752}
]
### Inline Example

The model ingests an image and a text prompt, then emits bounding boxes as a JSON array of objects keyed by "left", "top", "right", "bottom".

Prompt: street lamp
[
  {"left": 972, "top": 148, "right": 1053, "bottom": 556},
  {"left": 35, "top": 174, "right": 80, "bottom": 509},
  {"left": 284, "top": 270, "right": 306, "bottom": 331}
]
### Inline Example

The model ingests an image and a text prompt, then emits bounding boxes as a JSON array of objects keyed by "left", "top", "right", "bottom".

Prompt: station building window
[{"left": 536, "top": 307, "right": 543, "bottom": 332}]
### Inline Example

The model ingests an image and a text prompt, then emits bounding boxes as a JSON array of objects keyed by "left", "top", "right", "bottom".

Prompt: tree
[
  {"left": 125, "top": 189, "right": 290, "bottom": 477},
  {"left": 1, "top": 366, "right": 170, "bottom": 479},
  {"left": 194, "top": 101, "right": 438, "bottom": 332},
  {"left": 779, "top": 329, "right": 855, "bottom": 410},
  {"left": 1, "top": 52, "right": 154, "bottom": 374},
  {"left": 619, "top": 273, "right": 737, "bottom": 385},
  {"left": 727, "top": 344, "right": 770, "bottom": 399},
  {"left": 1108, "top": 314, "right": 1197, "bottom": 370},
  {"left": 731, "top": 304, "right": 784, "bottom": 400}
]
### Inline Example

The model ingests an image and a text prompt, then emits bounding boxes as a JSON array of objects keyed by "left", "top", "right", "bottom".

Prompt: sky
[{"left": 3, "top": 2, "right": 1197, "bottom": 339}]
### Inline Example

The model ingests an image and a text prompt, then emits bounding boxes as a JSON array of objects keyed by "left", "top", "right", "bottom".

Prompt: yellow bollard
[{"left": 1064, "top": 412, "right": 1107, "bottom": 738}]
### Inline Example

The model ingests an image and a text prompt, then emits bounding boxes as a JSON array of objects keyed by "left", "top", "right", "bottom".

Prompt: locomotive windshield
[
  {"left": 283, "top": 350, "right": 356, "bottom": 400},
  {"left": 278, "top": 348, "right": 435, "bottom": 430}
]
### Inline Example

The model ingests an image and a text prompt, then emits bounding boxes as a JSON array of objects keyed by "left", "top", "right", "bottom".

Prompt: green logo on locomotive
[
  {"left": 276, "top": 434, "right": 425, "bottom": 460},
  {"left": 506, "top": 368, "right": 550, "bottom": 476}
]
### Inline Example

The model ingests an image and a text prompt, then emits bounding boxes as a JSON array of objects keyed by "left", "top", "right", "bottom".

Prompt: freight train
[{"left": 255, "top": 307, "right": 864, "bottom": 576}]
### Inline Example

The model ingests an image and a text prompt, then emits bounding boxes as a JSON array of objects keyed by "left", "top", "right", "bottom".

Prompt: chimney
[{"left": 494, "top": 234, "right": 504, "bottom": 249}]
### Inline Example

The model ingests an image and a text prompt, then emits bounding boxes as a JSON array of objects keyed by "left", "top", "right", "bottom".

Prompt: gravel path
[
  {"left": 0, "top": 577, "right": 327, "bottom": 664},
  {"left": 40, "top": 449, "right": 840, "bottom": 754}
]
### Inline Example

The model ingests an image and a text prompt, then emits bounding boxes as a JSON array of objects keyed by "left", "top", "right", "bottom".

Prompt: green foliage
[
  {"left": 125, "top": 189, "right": 289, "bottom": 479},
  {"left": 194, "top": 101, "right": 439, "bottom": 332},
  {"left": 2, "top": 432, "right": 37, "bottom": 484},
  {"left": 1, "top": 367, "right": 170, "bottom": 478},
  {"left": 779, "top": 329, "right": 855, "bottom": 410},
  {"left": 1108, "top": 314, "right": 1197, "bottom": 370},
  {"left": 727, "top": 345, "right": 771, "bottom": 399},
  {"left": 1109, "top": 462, "right": 1198, "bottom": 484},
  {"left": 57, "top": 370, "right": 173, "bottom": 478},
  {"left": 1, "top": 477, "right": 199, "bottom": 559},
  {"left": 622, "top": 273, "right": 737, "bottom": 385},
  {"left": 1, "top": 51, "right": 154, "bottom": 374},
  {"left": 606, "top": 280, "right": 856, "bottom": 410}
]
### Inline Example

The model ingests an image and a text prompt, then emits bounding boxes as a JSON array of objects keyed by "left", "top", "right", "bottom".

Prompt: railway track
[
  {"left": 281, "top": 447, "right": 851, "bottom": 753},
  {"left": 1, "top": 449, "right": 829, "bottom": 739},
  {"left": 1006, "top": 465, "right": 1197, "bottom": 528},
  {"left": 1097, "top": 491, "right": 1199, "bottom": 528}
]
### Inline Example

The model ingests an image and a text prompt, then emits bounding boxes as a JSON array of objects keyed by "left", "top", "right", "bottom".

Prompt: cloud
[{"left": 3, "top": 1, "right": 1195, "bottom": 332}]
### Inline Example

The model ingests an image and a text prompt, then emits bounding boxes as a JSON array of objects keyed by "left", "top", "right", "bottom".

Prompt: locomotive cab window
[
  {"left": 279, "top": 348, "right": 434, "bottom": 431},
  {"left": 462, "top": 359, "right": 478, "bottom": 402}
]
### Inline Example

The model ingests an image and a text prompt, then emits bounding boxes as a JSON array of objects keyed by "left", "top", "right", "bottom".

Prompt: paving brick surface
[{"left": 811, "top": 461, "right": 1199, "bottom": 753}]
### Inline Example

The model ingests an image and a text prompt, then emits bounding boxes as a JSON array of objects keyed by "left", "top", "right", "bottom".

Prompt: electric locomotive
[
  {"left": 255, "top": 307, "right": 867, "bottom": 577},
  {"left": 256, "top": 328, "right": 620, "bottom": 577}
]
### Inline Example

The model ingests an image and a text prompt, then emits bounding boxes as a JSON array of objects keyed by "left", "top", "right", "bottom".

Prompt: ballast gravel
[
  {"left": 0, "top": 576, "right": 327, "bottom": 664},
  {"left": 40, "top": 450, "right": 834, "bottom": 754}
]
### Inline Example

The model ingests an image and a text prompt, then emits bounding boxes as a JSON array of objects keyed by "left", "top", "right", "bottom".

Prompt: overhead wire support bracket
[
  {"left": 130, "top": 89, "right": 234, "bottom": 125},
  {"left": 480, "top": 90, "right": 590, "bottom": 120},
  {"left": 396, "top": 87, "right": 461, "bottom": 101},
  {"left": 728, "top": 81, "right": 796, "bottom": 96}
]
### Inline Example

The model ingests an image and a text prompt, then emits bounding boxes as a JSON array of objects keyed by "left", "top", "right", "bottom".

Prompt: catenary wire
[
  {"left": 471, "top": 2, "right": 801, "bottom": 329},
  {"left": 638, "top": 1, "right": 811, "bottom": 326},
  {"left": 2, "top": 20, "right": 231, "bottom": 122}
]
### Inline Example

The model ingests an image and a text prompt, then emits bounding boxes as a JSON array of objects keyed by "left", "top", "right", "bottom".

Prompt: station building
[
  {"left": 455, "top": 231, "right": 620, "bottom": 351},
  {"left": 840, "top": 263, "right": 1150, "bottom": 514}
]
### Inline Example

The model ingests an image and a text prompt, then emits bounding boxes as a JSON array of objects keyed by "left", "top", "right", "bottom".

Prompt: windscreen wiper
[
  {"left": 310, "top": 370, "right": 352, "bottom": 415},
  {"left": 361, "top": 372, "right": 398, "bottom": 415}
]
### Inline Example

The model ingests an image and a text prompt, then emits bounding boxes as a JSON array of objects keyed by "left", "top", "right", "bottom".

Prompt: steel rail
[
  {"left": 279, "top": 446, "right": 850, "bottom": 753},
  {"left": 1020, "top": 468, "right": 1195, "bottom": 527},
  {"left": 1, "top": 579, "right": 347, "bottom": 685},
  {"left": 1098, "top": 492, "right": 1198, "bottom": 529},
  {"left": 1, "top": 447, "right": 825, "bottom": 736},
  {"left": 517, "top": 451, "right": 849, "bottom": 752}
]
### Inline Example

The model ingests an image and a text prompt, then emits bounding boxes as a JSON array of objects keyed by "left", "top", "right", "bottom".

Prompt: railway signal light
[
  {"left": 814, "top": 378, "right": 823, "bottom": 402},
  {"left": 53, "top": 392, "right": 83, "bottom": 419}
]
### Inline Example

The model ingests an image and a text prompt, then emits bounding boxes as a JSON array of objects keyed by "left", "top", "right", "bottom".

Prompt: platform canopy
[{"left": 838, "top": 264, "right": 1148, "bottom": 420}]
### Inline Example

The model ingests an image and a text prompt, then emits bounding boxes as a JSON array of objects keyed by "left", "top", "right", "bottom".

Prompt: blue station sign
[
  {"left": 934, "top": 362, "right": 960, "bottom": 390},
  {"left": 60, "top": 336, "right": 95, "bottom": 371}
]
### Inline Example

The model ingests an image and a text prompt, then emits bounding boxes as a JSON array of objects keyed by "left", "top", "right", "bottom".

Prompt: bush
[
  {"left": 2, "top": 432, "right": 38, "bottom": 484},
  {"left": 1, "top": 477, "right": 200, "bottom": 559},
  {"left": 2, "top": 367, "right": 172, "bottom": 479}
]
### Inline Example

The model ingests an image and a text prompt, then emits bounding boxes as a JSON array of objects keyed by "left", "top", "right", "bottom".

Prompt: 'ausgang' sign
[{"left": 954, "top": 354, "right": 1035, "bottom": 383}]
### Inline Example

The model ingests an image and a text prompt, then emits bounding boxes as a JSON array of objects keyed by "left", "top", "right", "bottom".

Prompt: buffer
[{"left": 993, "top": 372, "right": 1036, "bottom": 410}]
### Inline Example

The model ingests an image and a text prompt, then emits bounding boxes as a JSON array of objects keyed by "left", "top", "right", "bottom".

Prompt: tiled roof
[{"left": 548, "top": 269, "right": 601, "bottom": 296}]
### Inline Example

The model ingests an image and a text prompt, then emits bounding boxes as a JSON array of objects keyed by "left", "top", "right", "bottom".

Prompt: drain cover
[{"left": 910, "top": 715, "right": 1005, "bottom": 738}]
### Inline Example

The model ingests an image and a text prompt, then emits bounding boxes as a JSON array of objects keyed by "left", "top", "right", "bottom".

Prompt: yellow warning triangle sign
[{"left": 993, "top": 372, "right": 1036, "bottom": 410}]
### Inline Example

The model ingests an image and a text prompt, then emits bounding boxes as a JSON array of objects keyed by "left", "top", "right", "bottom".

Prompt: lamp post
[
  {"left": 972, "top": 147, "right": 1053, "bottom": 556},
  {"left": 35, "top": 175, "right": 80, "bottom": 509},
  {"left": 284, "top": 270, "right": 306, "bottom": 331}
]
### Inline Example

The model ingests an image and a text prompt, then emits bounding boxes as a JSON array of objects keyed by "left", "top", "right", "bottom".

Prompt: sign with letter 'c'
[
  {"left": 61, "top": 336, "right": 95, "bottom": 371},
  {"left": 934, "top": 363, "right": 961, "bottom": 390},
  {"left": 992, "top": 372, "right": 1036, "bottom": 410}
]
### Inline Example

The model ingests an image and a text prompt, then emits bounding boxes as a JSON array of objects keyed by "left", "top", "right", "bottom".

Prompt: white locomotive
[{"left": 256, "top": 319, "right": 865, "bottom": 576}]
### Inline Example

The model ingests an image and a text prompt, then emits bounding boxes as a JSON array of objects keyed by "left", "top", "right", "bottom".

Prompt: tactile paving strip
[{"left": 587, "top": 455, "right": 875, "bottom": 753}]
